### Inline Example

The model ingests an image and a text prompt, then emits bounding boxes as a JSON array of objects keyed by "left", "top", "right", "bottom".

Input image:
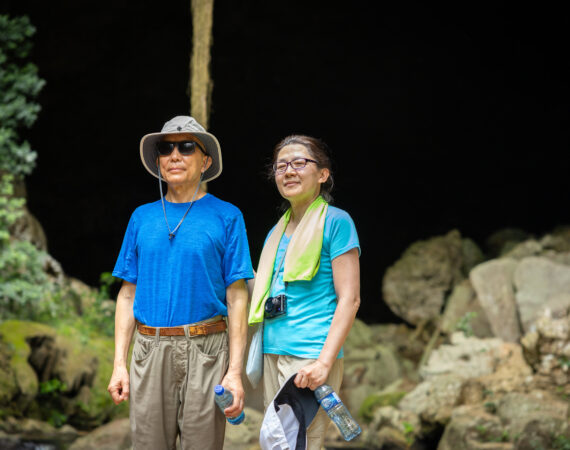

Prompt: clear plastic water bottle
[
  {"left": 214, "top": 384, "right": 245, "bottom": 425},
  {"left": 314, "top": 384, "right": 361, "bottom": 441}
]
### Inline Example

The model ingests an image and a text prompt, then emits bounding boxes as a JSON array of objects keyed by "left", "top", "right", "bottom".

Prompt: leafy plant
[
  {"left": 39, "top": 378, "right": 67, "bottom": 395},
  {"left": 553, "top": 435, "right": 570, "bottom": 450},
  {"left": 0, "top": 14, "right": 45, "bottom": 176},
  {"left": 402, "top": 421, "right": 415, "bottom": 446},
  {"left": 455, "top": 311, "right": 478, "bottom": 337}
]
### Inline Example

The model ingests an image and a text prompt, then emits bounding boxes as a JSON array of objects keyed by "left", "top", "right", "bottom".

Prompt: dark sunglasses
[{"left": 156, "top": 140, "right": 206, "bottom": 156}]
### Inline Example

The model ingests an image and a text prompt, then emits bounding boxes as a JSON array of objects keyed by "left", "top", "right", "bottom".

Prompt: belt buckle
[{"left": 188, "top": 324, "right": 204, "bottom": 337}]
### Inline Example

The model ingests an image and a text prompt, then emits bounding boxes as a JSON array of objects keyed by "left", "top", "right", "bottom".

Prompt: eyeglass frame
[
  {"left": 273, "top": 157, "right": 318, "bottom": 175},
  {"left": 155, "top": 140, "right": 208, "bottom": 157}
]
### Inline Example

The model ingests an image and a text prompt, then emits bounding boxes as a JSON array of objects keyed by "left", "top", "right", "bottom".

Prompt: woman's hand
[{"left": 294, "top": 360, "right": 331, "bottom": 391}]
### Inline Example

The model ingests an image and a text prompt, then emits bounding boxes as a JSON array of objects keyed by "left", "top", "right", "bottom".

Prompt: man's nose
[{"left": 170, "top": 146, "right": 182, "bottom": 159}]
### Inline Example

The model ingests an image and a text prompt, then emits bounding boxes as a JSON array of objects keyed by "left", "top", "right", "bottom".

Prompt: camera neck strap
[{"left": 269, "top": 240, "right": 289, "bottom": 295}]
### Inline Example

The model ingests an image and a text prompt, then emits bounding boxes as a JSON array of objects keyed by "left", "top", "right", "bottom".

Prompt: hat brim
[
  {"left": 259, "top": 374, "right": 320, "bottom": 449},
  {"left": 140, "top": 131, "right": 223, "bottom": 183}
]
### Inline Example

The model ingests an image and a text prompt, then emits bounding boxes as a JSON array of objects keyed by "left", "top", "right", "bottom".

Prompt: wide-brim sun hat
[
  {"left": 259, "top": 374, "right": 320, "bottom": 449},
  {"left": 140, "top": 115, "right": 223, "bottom": 183}
]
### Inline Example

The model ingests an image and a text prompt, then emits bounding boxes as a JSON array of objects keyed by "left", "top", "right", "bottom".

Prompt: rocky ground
[{"left": 2, "top": 226, "right": 570, "bottom": 449}]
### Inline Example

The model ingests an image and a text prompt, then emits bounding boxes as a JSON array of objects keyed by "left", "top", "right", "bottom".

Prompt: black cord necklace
[{"left": 158, "top": 169, "right": 204, "bottom": 240}]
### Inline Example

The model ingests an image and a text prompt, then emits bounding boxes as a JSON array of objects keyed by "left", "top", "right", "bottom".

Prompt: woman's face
[{"left": 274, "top": 144, "right": 329, "bottom": 205}]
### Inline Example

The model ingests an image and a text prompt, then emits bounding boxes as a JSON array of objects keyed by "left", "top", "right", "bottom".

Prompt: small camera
[{"left": 264, "top": 295, "right": 287, "bottom": 319}]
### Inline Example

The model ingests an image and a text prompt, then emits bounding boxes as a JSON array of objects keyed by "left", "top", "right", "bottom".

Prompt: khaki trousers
[
  {"left": 263, "top": 354, "right": 344, "bottom": 450},
  {"left": 129, "top": 324, "right": 229, "bottom": 450}
]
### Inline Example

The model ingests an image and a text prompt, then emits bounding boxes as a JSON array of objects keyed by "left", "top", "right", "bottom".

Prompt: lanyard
[{"left": 268, "top": 237, "right": 289, "bottom": 296}]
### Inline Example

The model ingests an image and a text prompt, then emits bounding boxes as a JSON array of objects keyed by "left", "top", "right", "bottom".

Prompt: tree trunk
[{"left": 189, "top": 0, "right": 214, "bottom": 130}]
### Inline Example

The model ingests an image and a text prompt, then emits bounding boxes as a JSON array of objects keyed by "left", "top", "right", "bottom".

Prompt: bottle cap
[{"left": 214, "top": 384, "right": 225, "bottom": 395}]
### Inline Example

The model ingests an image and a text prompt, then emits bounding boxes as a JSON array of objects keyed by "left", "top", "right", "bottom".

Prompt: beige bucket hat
[{"left": 140, "top": 116, "right": 223, "bottom": 183}]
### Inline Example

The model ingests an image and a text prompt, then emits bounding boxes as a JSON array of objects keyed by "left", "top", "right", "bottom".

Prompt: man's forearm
[
  {"left": 225, "top": 279, "right": 248, "bottom": 374},
  {"left": 114, "top": 281, "right": 136, "bottom": 367}
]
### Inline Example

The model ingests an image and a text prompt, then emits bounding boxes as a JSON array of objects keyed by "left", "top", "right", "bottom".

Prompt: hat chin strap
[{"left": 158, "top": 164, "right": 204, "bottom": 240}]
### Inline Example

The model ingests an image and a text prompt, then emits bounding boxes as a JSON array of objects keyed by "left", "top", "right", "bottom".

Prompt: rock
[
  {"left": 364, "top": 405, "right": 421, "bottom": 449},
  {"left": 469, "top": 259, "right": 521, "bottom": 342},
  {"left": 540, "top": 226, "right": 570, "bottom": 253},
  {"left": 503, "top": 239, "right": 543, "bottom": 260},
  {"left": 475, "top": 342, "right": 533, "bottom": 395},
  {"left": 399, "top": 374, "right": 466, "bottom": 424},
  {"left": 461, "top": 238, "right": 486, "bottom": 276},
  {"left": 441, "top": 280, "right": 494, "bottom": 338},
  {"left": 10, "top": 206, "right": 48, "bottom": 251},
  {"left": 0, "top": 418, "right": 78, "bottom": 449},
  {"left": 419, "top": 333, "right": 504, "bottom": 380},
  {"left": 342, "top": 344, "right": 402, "bottom": 412},
  {"left": 359, "top": 379, "right": 410, "bottom": 422},
  {"left": 513, "top": 257, "right": 570, "bottom": 332},
  {"left": 485, "top": 228, "right": 533, "bottom": 258},
  {"left": 437, "top": 405, "right": 512, "bottom": 450},
  {"left": 69, "top": 418, "right": 131, "bottom": 450},
  {"left": 520, "top": 309, "right": 570, "bottom": 388},
  {"left": 382, "top": 230, "right": 464, "bottom": 325},
  {"left": 496, "top": 391, "right": 569, "bottom": 448},
  {"left": 0, "top": 320, "right": 128, "bottom": 429}
]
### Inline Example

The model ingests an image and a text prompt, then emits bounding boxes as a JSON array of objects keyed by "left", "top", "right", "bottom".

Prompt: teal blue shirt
[{"left": 263, "top": 206, "right": 360, "bottom": 359}]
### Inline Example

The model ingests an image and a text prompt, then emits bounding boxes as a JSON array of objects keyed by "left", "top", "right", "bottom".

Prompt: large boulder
[
  {"left": 419, "top": 333, "right": 504, "bottom": 380},
  {"left": 0, "top": 320, "right": 128, "bottom": 431},
  {"left": 469, "top": 259, "right": 521, "bottom": 342},
  {"left": 441, "top": 280, "right": 494, "bottom": 338},
  {"left": 520, "top": 309, "right": 570, "bottom": 388},
  {"left": 399, "top": 373, "right": 466, "bottom": 424},
  {"left": 513, "top": 256, "right": 570, "bottom": 332},
  {"left": 437, "top": 405, "right": 511, "bottom": 450},
  {"left": 342, "top": 343, "right": 402, "bottom": 414},
  {"left": 68, "top": 418, "right": 130, "bottom": 450},
  {"left": 382, "top": 230, "right": 464, "bottom": 325}
]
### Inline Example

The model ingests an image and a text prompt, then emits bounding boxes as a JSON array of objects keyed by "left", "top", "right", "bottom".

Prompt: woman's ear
[{"left": 318, "top": 168, "right": 330, "bottom": 184}]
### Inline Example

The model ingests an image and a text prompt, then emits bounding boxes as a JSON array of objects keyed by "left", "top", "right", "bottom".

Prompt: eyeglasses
[
  {"left": 273, "top": 158, "right": 317, "bottom": 174},
  {"left": 156, "top": 140, "right": 206, "bottom": 156}
]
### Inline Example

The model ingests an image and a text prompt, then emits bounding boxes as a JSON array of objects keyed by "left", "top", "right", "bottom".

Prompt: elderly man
[{"left": 107, "top": 116, "right": 253, "bottom": 450}]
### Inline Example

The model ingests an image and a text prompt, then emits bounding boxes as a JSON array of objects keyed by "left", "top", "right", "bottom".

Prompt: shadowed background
[{"left": 2, "top": 0, "right": 568, "bottom": 323}]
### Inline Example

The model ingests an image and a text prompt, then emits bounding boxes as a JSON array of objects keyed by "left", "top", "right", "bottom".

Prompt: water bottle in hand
[
  {"left": 314, "top": 384, "right": 361, "bottom": 441},
  {"left": 214, "top": 384, "right": 245, "bottom": 425}
]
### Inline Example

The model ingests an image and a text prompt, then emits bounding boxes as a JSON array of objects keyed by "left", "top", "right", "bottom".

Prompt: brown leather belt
[{"left": 137, "top": 319, "right": 227, "bottom": 337}]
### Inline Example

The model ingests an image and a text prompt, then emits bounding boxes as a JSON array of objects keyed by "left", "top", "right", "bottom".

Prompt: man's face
[{"left": 157, "top": 133, "right": 211, "bottom": 187}]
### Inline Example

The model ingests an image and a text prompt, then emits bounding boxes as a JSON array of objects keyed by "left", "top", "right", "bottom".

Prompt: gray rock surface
[
  {"left": 469, "top": 258, "right": 521, "bottom": 342},
  {"left": 513, "top": 256, "right": 570, "bottom": 332},
  {"left": 383, "top": 230, "right": 464, "bottom": 325}
]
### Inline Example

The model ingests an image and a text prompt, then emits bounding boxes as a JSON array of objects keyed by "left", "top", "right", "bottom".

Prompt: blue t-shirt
[
  {"left": 113, "top": 194, "right": 254, "bottom": 327},
  {"left": 263, "top": 205, "right": 360, "bottom": 359}
]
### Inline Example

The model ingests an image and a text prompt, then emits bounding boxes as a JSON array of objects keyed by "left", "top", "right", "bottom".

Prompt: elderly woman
[{"left": 248, "top": 135, "right": 361, "bottom": 449}]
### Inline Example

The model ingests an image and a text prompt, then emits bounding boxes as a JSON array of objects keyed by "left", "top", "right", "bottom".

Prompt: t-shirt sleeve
[
  {"left": 222, "top": 212, "right": 254, "bottom": 286},
  {"left": 329, "top": 210, "right": 361, "bottom": 260},
  {"left": 112, "top": 213, "right": 138, "bottom": 284}
]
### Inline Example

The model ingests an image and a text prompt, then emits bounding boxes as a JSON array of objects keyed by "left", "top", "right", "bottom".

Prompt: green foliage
[
  {"left": 39, "top": 378, "right": 67, "bottom": 395},
  {"left": 359, "top": 391, "right": 407, "bottom": 423},
  {"left": 79, "top": 272, "right": 119, "bottom": 337},
  {"left": 0, "top": 174, "right": 24, "bottom": 242},
  {"left": 0, "top": 175, "right": 59, "bottom": 322},
  {"left": 455, "top": 311, "right": 478, "bottom": 337},
  {"left": 402, "top": 421, "right": 415, "bottom": 446},
  {"left": 553, "top": 435, "right": 570, "bottom": 450},
  {"left": 0, "top": 16, "right": 54, "bottom": 323},
  {"left": 0, "top": 14, "right": 45, "bottom": 176}
]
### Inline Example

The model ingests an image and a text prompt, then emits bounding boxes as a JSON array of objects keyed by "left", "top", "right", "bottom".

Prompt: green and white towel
[{"left": 248, "top": 196, "right": 328, "bottom": 325}]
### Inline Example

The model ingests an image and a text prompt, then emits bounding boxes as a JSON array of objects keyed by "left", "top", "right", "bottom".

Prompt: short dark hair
[{"left": 268, "top": 135, "right": 334, "bottom": 202}]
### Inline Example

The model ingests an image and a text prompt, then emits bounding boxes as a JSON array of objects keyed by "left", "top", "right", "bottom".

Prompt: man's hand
[
  {"left": 107, "top": 365, "right": 130, "bottom": 405},
  {"left": 220, "top": 370, "right": 244, "bottom": 418},
  {"left": 294, "top": 360, "right": 330, "bottom": 391}
]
